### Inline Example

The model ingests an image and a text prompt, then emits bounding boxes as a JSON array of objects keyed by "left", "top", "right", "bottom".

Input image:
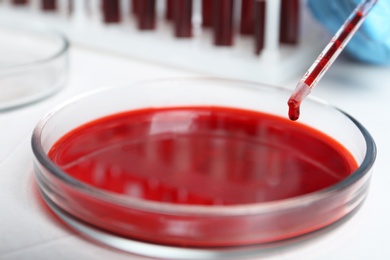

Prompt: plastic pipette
[{"left": 287, "top": 0, "right": 378, "bottom": 121}]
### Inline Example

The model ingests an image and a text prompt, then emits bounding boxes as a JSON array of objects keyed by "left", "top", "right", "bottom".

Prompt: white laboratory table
[{"left": 1, "top": 44, "right": 390, "bottom": 260}]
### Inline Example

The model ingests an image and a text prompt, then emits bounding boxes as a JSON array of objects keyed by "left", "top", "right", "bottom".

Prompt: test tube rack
[{"left": 0, "top": 0, "right": 327, "bottom": 85}]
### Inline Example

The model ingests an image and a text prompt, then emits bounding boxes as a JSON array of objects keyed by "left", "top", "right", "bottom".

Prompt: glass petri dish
[
  {"left": 32, "top": 78, "right": 376, "bottom": 258},
  {"left": 0, "top": 20, "right": 69, "bottom": 110}
]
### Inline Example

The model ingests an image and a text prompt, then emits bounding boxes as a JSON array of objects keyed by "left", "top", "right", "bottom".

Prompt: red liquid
[
  {"left": 131, "top": 0, "right": 140, "bottom": 15},
  {"left": 166, "top": 0, "right": 174, "bottom": 20},
  {"left": 41, "top": 0, "right": 56, "bottom": 11},
  {"left": 49, "top": 106, "right": 357, "bottom": 206},
  {"left": 304, "top": 11, "right": 363, "bottom": 87},
  {"left": 102, "top": 0, "right": 121, "bottom": 23},
  {"left": 12, "top": 0, "right": 29, "bottom": 5},
  {"left": 240, "top": 0, "right": 255, "bottom": 35},
  {"left": 137, "top": 0, "right": 156, "bottom": 30},
  {"left": 288, "top": 99, "right": 300, "bottom": 121},
  {"left": 254, "top": 0, "right": 266, "bottom": 54},
  {"left": 279, "top": 0, "right": 300, "bottom": 44},
  {"left": 201, "top": 0, "right": 212, "bottom": 27},
  {"left": 288, "top": 11, "right": 364, "bottom": 121},
  {"left": 213, "top": 0, "right": 234, "bottom": 46},
  {"left": 173, "top": 0, "right": 193, "bottom": 38}
]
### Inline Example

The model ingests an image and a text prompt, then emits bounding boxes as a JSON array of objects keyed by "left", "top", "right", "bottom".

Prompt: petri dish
[
  {"left": 32, "top": 78, "right": 376, "bottom": 259},
  {"left": 0, "top": 20, "right": 69, "bottom": 110}
]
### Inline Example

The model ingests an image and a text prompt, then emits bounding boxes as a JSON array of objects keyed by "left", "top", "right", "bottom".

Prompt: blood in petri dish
[
  {"left": 102, "top": 0, "right": 121, "bottom": 23},
  {"left": 41, "top": 0, "right": 56, "bottom": 11},
  {"left": 49, "top": 106, "right": 357, "bottom": 206}
]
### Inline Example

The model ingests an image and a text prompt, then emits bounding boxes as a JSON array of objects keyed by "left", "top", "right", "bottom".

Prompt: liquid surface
[{"left": 49, "top": 106, "right": 357, "bottom": 205}]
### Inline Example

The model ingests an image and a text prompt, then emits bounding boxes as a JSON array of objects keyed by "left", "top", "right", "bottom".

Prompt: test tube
[
  {"left": 279, "top": 0, "right": 299, "bottom": 44},
  {"left": 213, "top": 0, "right": 234, "bottom": 46},
  {"left": 12, "top": 0, "right": 29, "bottom": 5},
  {"left": 131, "top": 0, "right": 140, "bottom": 15},
  {"left": 41, "top": 0, "right": 56, "bottom": 10},
  {"left": 137, "top": 0, "right": 156, "bottom": 30},
  {"left": 201, "top": 0, "right": 212, "bottom": 27},
  {"left": 254, "top": 0, "right": 266, "bottom": 54},
  {"left": 173, "top": 0, "right": 193, "bottom": 37},
  {"left": 166, "top": 0, "right": 174, "bottom": 20},
  {"left": 240, "top": 0, "right": 254, "bottom": 35},
  {"left": 102, "top": 0, "right": 121, "bottom": 23}
]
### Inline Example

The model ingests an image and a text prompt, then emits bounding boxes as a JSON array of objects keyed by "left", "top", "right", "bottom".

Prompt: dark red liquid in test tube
[
  {"left": 173, "top": 0, "right": 193, "bottom": 37},
  {"left": 166, "top": 0, "right": 174, "bottom": 20},
  {"left": 240, "top": 0, "right": 255, "bottom": 35},
  {"left": 102, "top": 0, "right": 121, "bottom": 23},
  {"left": 280, "top": 0, "right": 300, "bottom": 44},
  {"left": 137, "top": 0, "right": 156, "bottom": 30},
  {"left": 201, "top": 0, "right": 212, "bottom": 27},
  {"left": 12, "top": 0, "right": 29, "bottom": 5},
  {"left": 254, "top": 0, "right": 266, "bottom": 54},
  {"left": 41, "top": 0, "right": 56, "bottom": 11},
  {"left": 131, "top": 0, "right": 140, "bottom": 16},
  {"left": 213, "top": 0, "right": 234, "bottom": 46}
]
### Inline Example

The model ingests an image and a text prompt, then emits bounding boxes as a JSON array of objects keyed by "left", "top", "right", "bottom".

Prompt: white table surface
[{"left": 1, "top": 43, "right": 390, "bottom": 260}]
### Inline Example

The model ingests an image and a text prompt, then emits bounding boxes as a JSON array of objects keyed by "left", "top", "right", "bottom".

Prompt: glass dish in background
[
  {"left": 31, "top": 78, "right": 376, "bottom": 259},
  {"left": 0, "top": 20, "right": 69, "bottom": 110}
]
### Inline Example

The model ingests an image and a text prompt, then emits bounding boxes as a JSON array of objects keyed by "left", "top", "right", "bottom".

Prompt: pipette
[{"left": 287, "top": 0, "right": 378, "bottom": 121}]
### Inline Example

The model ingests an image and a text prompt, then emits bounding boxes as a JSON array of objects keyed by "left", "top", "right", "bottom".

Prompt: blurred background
[
  {"left": 0, "top": 0, "right": 327, "bottom": 84},
  {"left": 2, "top": 1, "right": 390, "bottom": 260}
]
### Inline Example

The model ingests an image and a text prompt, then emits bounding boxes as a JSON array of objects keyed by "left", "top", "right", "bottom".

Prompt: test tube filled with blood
[
  {"left": 240, "top": 0, "right": 255, "bottom": 35},
  {"left": 201, "top": 0, "right": 212, "bottom": 27},
  {"left": 213, "top": 0, "right": 234, "bottom": 46},
  {"left": 12, "top": 0, "right": 29, "bottom": 5},
  {"left": 41, "top": 0, "right": 56, "bottom": 11},
  {"left": 137, "top": 0, "right": 156, "bottom": 30},
  {"left": 254, "top": 0, "right": 266, "bottom": 54},
  {"left": 279, "top": 0, "right": 300, "bottom": 44},
  {"left": 102, "top": 0, "right": 121, "bottom": 23},
  {"left": 173, "top": 0, "right": 193, "bottom": 37},
  {"left": 166, "top": 0, "right": 174, "bottom": 20}
]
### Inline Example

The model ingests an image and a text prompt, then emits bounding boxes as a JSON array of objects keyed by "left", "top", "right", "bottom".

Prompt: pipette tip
[{"left": 287, "top": 82, "right": 311, "bottom": 121}]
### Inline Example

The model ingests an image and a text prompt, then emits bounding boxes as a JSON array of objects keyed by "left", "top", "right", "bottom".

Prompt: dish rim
[{"left": 31, "top": 78, "right": 377, "bottom": 216}]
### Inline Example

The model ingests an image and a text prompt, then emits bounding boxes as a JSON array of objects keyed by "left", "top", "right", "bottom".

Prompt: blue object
[{"left": 308, "top": 0, "right": 390, "bottom": 65}]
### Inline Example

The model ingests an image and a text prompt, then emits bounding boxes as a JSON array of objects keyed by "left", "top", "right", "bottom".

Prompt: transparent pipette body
[{"left": 288, "top": 0, "right": 378, "bottom": 120}]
